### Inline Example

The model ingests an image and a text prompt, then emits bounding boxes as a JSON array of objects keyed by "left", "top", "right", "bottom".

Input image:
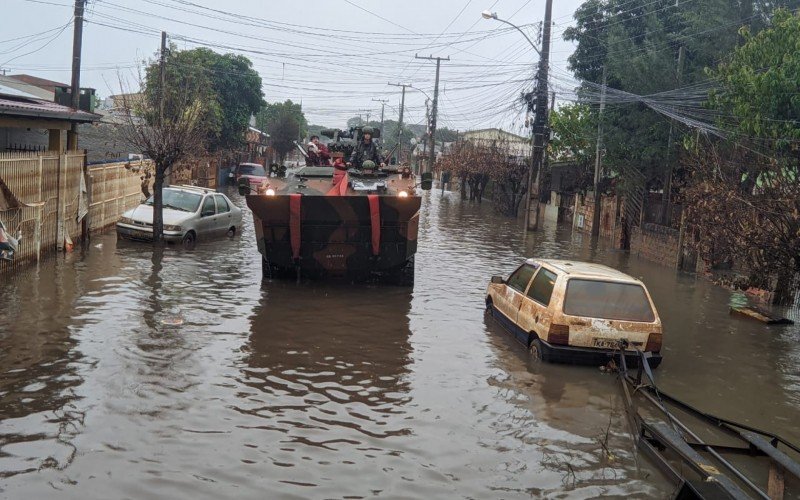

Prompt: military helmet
[
  {"left": 362, "top": 126, "right": 374, "bottom": 135},
  {"left": 362, "top": 160, "right": 376, "bottom": 169}
]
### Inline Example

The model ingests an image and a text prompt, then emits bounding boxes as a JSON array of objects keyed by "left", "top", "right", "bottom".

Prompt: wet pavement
[{"left": 1, "top": 190, "right": 798, "bottom": 499}]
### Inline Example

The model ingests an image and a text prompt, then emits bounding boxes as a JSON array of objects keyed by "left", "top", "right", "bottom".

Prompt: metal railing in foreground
[{"left": 616, "top": 346, "right": 800, "bottom": 499}]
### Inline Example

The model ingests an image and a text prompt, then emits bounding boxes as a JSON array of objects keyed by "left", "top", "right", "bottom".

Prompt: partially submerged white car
[
  {"left": 486, "top": 259, "right": 663, "bottom": 367},
  {"left": 116, "top": 185, "right": 243, "bottom": 245}
]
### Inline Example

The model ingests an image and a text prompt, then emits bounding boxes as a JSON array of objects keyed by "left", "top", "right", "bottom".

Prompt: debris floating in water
[
  {"left": 729, "top": 306, "right": 794, "bottom": 325},
  {"left": 160, "top": 316, "right": 184, "bottom": 326}
]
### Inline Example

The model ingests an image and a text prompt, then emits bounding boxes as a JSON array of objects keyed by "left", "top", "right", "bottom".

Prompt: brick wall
[
  {"left": 630, "top": 223, "right": 680, "bottom": 268},
  {"left": 573, "top": 194, "right": 619, "bottom": 241}
]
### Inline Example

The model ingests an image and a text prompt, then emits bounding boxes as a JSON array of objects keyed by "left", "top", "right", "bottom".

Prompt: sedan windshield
[
  {"left": 238, "top": 165, "right": 266, "bottom": 176},
  {"left": 145, "top": 190, "right": 202, "bottom": 212},
  {"left": 563, "top": 279, "right": 655, "bottom": 322}
]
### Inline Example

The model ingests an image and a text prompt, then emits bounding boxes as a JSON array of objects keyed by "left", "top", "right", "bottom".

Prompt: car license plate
[
  {"left": 131, "top": 230, "right": 150, "bottom": 239},
  {"left": 593, "top": 338, "right": 619, "bottom": 349}
]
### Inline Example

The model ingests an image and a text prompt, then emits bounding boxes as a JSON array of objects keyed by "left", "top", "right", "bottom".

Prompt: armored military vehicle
[{"left": 242, "top": 126, "right": 431, "bottom": 285}]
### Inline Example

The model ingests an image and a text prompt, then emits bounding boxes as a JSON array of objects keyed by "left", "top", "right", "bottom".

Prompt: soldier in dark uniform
[{"left": 347, "top": 126, "right": 385, "bottom": 169}]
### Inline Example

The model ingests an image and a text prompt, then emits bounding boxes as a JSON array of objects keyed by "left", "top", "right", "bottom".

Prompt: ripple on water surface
[{"left": 1, "top": 190, "right": 797, "bottom": 498}]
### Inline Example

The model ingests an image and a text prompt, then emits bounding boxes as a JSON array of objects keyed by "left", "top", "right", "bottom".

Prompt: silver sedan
[{"left": 116, "top": 185, "right": 243, "bottom": 245}]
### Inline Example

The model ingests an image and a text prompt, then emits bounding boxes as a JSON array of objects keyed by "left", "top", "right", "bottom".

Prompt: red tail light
[
  {"left": 645, "top": 332, "right": 663, "bottom": 353},
  {"left": 548, "top": 324, "right": 570, "bottom": 345}
]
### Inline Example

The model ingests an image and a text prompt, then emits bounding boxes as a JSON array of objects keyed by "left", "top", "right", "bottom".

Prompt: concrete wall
[{"left": 630, "top": 223, "right": 681, "bottom": 269}]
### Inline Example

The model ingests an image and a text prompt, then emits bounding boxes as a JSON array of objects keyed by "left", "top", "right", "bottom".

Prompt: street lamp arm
[
  {"left": 494, "top": 17, "right": 541, "bottom": 56},
  {"left": 409, "top": 85, "right": 432, "bottom": 101}
]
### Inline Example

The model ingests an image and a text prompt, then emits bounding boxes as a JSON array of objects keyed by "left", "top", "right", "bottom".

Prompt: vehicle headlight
[
  {"left": 119, "top": 216, "right": 135, "bottom": 225},
  {"left": 163, "top": 224, "right": 182, "bottom": 232},
  {"left": 398, "top": 190, "right": 409, "bottom": 198},
  {"left": 265, "top": 188, "right": 276, "bottom": 196}
]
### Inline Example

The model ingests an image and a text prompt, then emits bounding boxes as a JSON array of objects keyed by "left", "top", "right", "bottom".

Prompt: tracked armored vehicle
[{"left": 243, "top": 126, "right": 431, "bottom": 285}]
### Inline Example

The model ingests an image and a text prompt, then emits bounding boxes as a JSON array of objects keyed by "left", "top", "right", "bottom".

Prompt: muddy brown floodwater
[{"left": 1, "top": 190, "right": 798, "bottom": 499}]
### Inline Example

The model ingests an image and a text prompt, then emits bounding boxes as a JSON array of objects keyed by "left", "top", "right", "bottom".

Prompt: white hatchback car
[
  {"left": 116, "top": 185, "right": 243, "bottom": 245},
  {"left": 486, "top": 259, "right": 663, "bottom": 367}
]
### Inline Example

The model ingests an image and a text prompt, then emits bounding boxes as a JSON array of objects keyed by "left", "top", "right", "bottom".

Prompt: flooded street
[{"left": 1, "top": 190, "right": 798, "bottom": 499}]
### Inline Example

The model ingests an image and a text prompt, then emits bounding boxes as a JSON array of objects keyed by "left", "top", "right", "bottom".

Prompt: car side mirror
[
  {"left": 420, "top": 172, "right": 433, "bottom": 191},
  {"left": 491, "top": 275, "right": 505, "bottom": 284}
]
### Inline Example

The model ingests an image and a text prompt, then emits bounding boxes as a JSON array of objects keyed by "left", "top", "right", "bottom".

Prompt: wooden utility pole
[
  {"left": 591, "top": 65, "right": 607, "bottom": 239},
  {"left": 524, "top": 0, "right": 553, "bottom": 231},
  {"left": 67, "top": 0, "right": 86, "bottom": 151},
  {"left": 415, "top": 54, "right": 449, "bottom": 174},
  {"left": 388, "top": 83, "right": 410, "bottom": 164}
]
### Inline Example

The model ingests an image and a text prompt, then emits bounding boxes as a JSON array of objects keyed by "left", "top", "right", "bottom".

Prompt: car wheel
[
  {"left": 529, "top": 337, "right": 543, "bottom": 361},
  {"left": 226, "top": 227, "right": 236, "bottom": 238},
  {"left": 182, "top": 231, "right": 196, "bottom": 248}
]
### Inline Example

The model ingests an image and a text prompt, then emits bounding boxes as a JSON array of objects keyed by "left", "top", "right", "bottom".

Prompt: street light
[
  {"left": 481, "top": 11, "right": 541, "bottom": 56},
  {"left": 482, "top": 7, "right": 551, "bottom": 232}
]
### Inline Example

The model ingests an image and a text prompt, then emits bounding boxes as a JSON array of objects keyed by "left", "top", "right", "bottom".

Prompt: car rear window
[
  {"left": 238, "top": 164, "right": 266, "bottom": 176},
  {"left": 563, "top": 279, "right": 655, "bottom": 322}
]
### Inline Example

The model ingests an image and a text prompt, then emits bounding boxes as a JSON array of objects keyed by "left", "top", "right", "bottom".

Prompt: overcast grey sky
[{"left": 2, "top": 0, "right": 584, "bottom": 132}]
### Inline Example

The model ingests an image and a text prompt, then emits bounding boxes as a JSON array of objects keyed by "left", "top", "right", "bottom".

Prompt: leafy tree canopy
[
  {"left": 144, "top": 47, "right": 263, "bottom": 152},
  {"left": 710, "top": 9, "right": 800, "bottom": 152},
  {"left": 256, "top": 100, "right": 307, "bottom": 162}
]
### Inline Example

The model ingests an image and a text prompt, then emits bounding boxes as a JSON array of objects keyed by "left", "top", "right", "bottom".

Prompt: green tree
[
  {"left": 256, "top": 100, "right": 307, "bottom": 164},
  {"left": 561, "top": 0, "right": 800, "bottom": 185},
  {"left": 144, "top": 47, "right": 263, "bottom": 151},
  {"left": 683, "top": 9, "right": 800, "bottom": 303},
  {"left": 548, "top": 104, "right": 595, "bottom": 165}
]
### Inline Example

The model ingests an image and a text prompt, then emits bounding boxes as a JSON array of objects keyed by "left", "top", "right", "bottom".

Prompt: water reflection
[
  {"left": 0, "top": 189, "right": 797, "bottom": 498},
  {"left": 480, "top": 311, "right": 665, "bottom": 496}
]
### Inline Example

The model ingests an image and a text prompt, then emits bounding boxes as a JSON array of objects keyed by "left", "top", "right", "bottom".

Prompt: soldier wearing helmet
[{"left": 347, "top": 126, "right": 385, "bottom": 169}]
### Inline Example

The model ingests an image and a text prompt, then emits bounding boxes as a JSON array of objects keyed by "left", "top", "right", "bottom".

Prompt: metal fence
[
  {"left": 88, "top": 160, "right": 151, "bottom": 232},
  {"left": 0, "top": 151, "right": 82, "bottom": 272},
  {"left": 0, "top": 152, "right": 152, "bottom": 273}
]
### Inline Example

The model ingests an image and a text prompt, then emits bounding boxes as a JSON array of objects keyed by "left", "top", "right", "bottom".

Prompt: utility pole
[
  {"left": 591, "top": 65, "right": 607, "bottom": 239},
  {"left": 159, "top": 31, "right": 167, "bottom": 127},
  {"left": 524, "top": 0, "right": 553, "bottom": 231},
  {"left": 67, "top": 0, "right": 86, "bottom": 151},
  {"left": 388, "top": 83, "right": 410, "bottom": 164},
  {"left": 372, "top": 98, "right": 388, "bottom": 133},
  {"left": 159, "top": 31, "right": 169, "bottom": 184},
  {"left": 415, "top": 54, "right": 449, "bottom": 174},
  {"left": 661, "top": 44, "right": 685, "bottom": 225}
]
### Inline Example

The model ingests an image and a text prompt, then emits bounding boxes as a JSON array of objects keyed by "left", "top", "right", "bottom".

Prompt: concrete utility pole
[
  {"left": 159, "top": 31, "right": 167, "bottom": 127},
  {"left": 372, "top": 98, "right": 388, "bottom": 133},
  {"left": 591, "top": 65, "right": 607, "bottom": 239},
  {"left": 524, "top": 0, "right": 553, "bottom": 231},
  {"left": 67, "top": 0, "right": 86, "bottom": 151},
  {"left": 159, "top": 31, "right": 169, "bottom": 185},
  {"left": 388, "top": 83, "right": 410, "bottom": 164},
  {"left": 661, "top": 44, "right": 685, "bottom": 225},
  {"left": 415, "top": 54, "right": 449, "bottom": 174}
]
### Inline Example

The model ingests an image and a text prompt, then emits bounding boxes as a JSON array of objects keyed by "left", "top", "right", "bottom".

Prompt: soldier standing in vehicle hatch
[{"left": 347, "top": 126, "right": 385, "bottom": 169}]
